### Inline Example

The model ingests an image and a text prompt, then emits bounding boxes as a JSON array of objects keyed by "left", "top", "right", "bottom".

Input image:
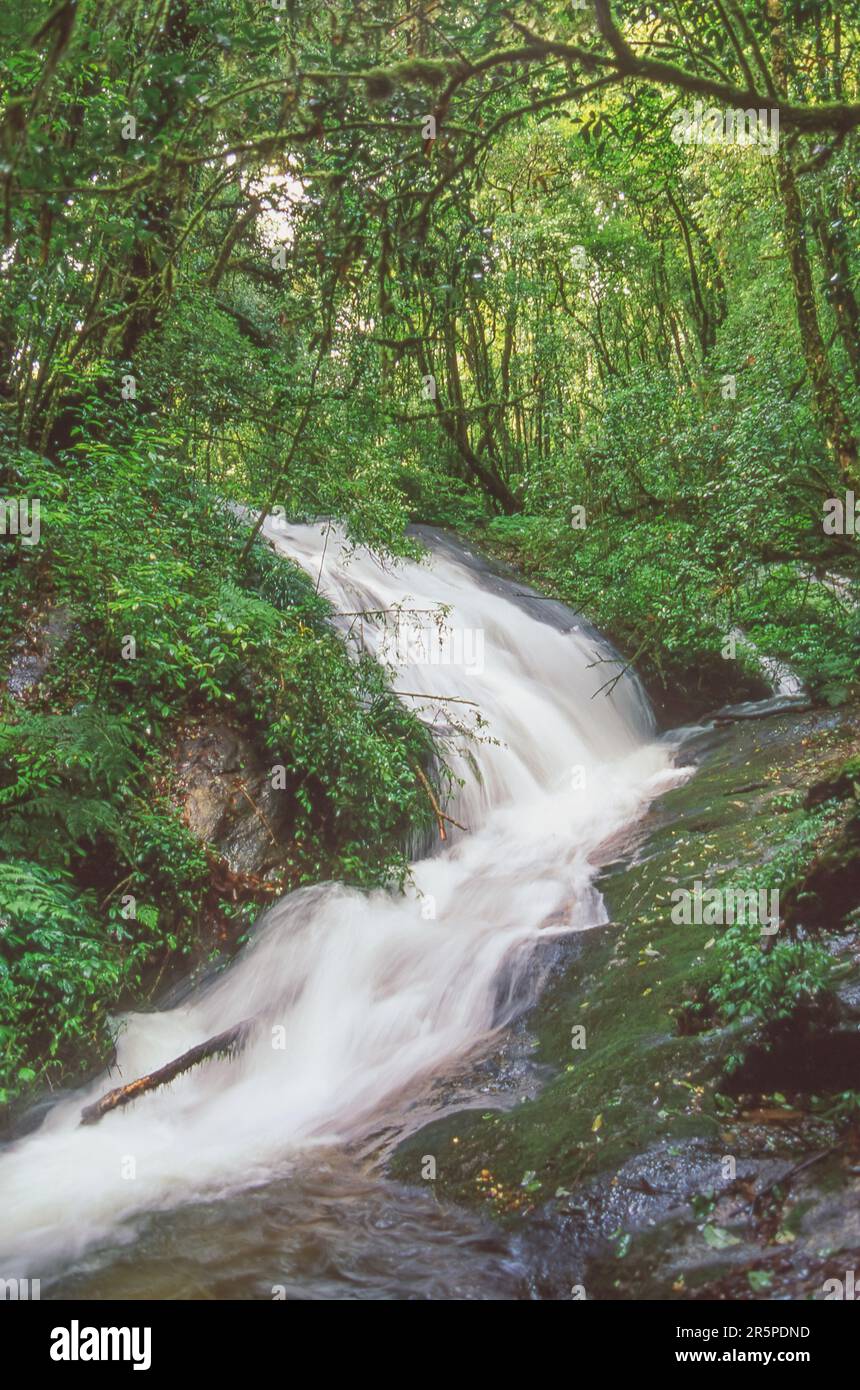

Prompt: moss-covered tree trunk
[{"left": 770, "top": 0, "right": 858, "bottom": 490}]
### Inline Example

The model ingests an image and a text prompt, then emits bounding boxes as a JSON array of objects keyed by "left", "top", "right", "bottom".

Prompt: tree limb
[{"left": 80, "top": 1019, "right": 255, "bottom": 1126}]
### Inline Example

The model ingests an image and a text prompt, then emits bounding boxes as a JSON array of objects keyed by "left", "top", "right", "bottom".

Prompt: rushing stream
[{"left": 1, "top": 520, "right": 681, "bottom": 1299}]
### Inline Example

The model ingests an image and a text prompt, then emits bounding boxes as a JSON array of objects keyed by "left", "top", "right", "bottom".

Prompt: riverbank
[
  {"left": 0, "top": 447, "right": 434, "bottom": 1123},
  {"left": 473, "top": 515, "right": 857, "bottom": 727},
  {"left": 3, "top": 500, "right": 858, "bottom": 1299},
  {"left": 390, "top": 701, "right": 860, "bottom": 1298}
]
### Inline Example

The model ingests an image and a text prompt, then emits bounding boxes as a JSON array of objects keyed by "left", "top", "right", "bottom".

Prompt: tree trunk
[{"left": 769, "top": 0, "right": 858, "bottom": 488}]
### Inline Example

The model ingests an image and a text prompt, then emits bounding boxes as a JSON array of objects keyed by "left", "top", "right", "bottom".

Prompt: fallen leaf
[{"left": 703, "top": 1223, "right": 741, "bottom": 1250}]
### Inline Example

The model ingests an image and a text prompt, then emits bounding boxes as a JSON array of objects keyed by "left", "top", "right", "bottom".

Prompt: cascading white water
[
  {"left": 727, "top": 626, "right": 807, "bottom": 699},
  {"left": 0, "top": 520, "right": 680, "bottom": 1280}
]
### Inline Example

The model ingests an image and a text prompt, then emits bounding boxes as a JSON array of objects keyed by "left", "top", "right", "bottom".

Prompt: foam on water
[{"left": 0, "top": 520, "right": 680, "bottom": 1277}]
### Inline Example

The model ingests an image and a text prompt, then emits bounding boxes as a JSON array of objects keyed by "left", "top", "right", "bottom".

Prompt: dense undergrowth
[
  {"left": 479, "top": 391, "right": 860, "bottom": 718},
  {"left": 484, "top": 509, "right": 859, "bottom": 716},
  {"left": 0, "top": 434, "right": 434, "bottom": 1110},
  {"left": 2, "top": 0, "right": 860, "bottom": 1151}
]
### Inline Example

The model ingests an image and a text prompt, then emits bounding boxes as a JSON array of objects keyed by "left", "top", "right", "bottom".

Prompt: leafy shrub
[
  {"left": 1, "top": 432, "right": 436, "bottom": 1107},
  {"left": 0, "top": 861, "right": 157, "bottom": 1104}
]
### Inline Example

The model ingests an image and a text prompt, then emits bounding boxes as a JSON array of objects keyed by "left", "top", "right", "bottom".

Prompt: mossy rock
[{"left": 387, "top": 703, "right": 860, "bottom": 1300}]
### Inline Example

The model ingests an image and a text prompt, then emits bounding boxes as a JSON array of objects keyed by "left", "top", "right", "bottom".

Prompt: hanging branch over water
[
  {"left": 412, "top": 763, "right": 467, "bottom": 841},
  {"left": 79, "top": 1019, "right": 256, "bottom": 1127}
]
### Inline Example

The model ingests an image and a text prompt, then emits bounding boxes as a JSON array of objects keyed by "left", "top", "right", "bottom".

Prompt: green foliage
[
  {"left": 709, "top": 927, "right": 833, "bottom": 1034},
  {"left": 484, "top": 358, "right": 860, "bottom": 707},
  {"left": 2, "top": 0, "right": 859, "bottom": 1120},
  {"left": 0, "top": 437, "right": 434, "bottom": 1106},
  {"left": 0, "top": 861, "right": 156, "bottom": 1105},
  {"left": 0, "top": 707, "right": 138, "bottom": 862},
  {"left": 738, "top": 567, "right": 860, "bottom": 705},
  {"left": 691, "top": 801, "right": 843, "bottom": 1066}
]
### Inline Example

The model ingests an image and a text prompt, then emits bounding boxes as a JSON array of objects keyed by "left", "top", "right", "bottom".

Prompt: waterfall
[
  {"left": 0, "top": 521, "right": 679, "bottom": 1281},
  {"left": 727, "top": 626, "right": 807, "bottom": 699}
]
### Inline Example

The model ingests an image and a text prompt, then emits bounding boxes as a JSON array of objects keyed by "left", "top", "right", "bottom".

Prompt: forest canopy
[
  {"left": 2, "top": 0, "right": 860, "bottom": 825},
  {"left": 1, "top": 0, "right": 858, "bottom": 725},
  {"left": 2, "top": 1, "right": 860, "bottom": 1307}
]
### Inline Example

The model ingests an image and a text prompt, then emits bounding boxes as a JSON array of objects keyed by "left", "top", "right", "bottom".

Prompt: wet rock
[
  {"left": 726, "top": 996, "right": 860, "bottom": 1095},
  {"left": 6, "top": 603, "right": 72, "bottom": 699},
  {"left": 804, "top": 754, "right": 860, "bottom": 808},
  {"left": 388, "top": 701, "right": 860, "bottom": 1298},
  {"left": 782, "top": 809, "right": 860, "bottom": 933},
  {"left": 173, "top": 719, "right": 292, "bottom": 879},
  {"left": 709, "top": 693, "right": 813, "bottom": 722}
]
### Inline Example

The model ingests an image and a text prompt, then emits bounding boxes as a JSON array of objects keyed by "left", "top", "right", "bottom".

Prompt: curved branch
[{"left": 502, "top": 7, "right": 860, "bottom": 135}]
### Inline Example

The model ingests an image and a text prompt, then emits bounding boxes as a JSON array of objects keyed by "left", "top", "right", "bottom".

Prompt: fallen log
[{"left": 79, "top": 1018, "right": 255, "bottom": 1127}]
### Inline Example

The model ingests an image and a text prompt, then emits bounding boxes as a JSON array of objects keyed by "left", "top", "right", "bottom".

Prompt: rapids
[{"left": 0, "top": 519, "right": 681, "bottom": 1291}]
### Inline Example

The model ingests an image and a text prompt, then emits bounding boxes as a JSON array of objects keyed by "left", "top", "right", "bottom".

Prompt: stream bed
[{"left": 2, "top": 525, "right": 858, "bottom": 1300}]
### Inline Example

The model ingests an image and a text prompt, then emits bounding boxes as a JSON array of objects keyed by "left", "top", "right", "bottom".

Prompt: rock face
[
  {"left": 783, "top": 807, "right": 860, "bottom": 933},
  {"left": 5, "top": 595, "right": 290, "bottom": 885},
  {"left": 6, "top": 603, "right": 72, "bottom": 700},
  {"left": 173, "top": 719, "right": 291, "bottom": 880}
]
